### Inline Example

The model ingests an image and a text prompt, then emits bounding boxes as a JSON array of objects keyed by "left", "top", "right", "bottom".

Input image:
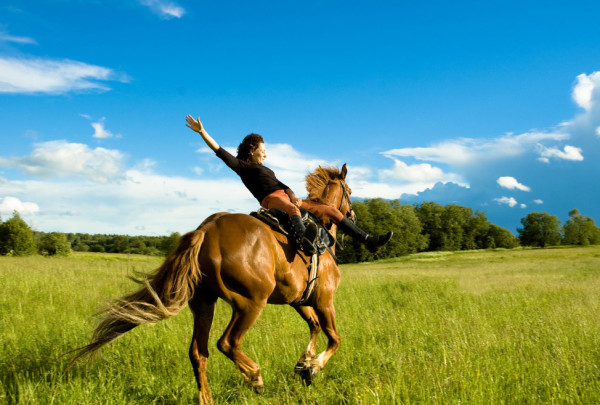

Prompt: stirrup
[{"left": 301, "top": 222, "right": 318, "bottom": 255}]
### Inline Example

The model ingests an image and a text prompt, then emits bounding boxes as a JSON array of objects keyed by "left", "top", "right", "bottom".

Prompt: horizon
[{"left": 1, "top": 1, "right": 600, "bottom": 236}]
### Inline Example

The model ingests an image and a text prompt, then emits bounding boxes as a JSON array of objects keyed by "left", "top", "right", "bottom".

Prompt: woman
[{"left": 185, "top": 115, "right": 392, "bottom": 254}]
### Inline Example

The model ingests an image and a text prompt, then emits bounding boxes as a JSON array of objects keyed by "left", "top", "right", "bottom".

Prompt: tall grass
[{"left": 1, "top": 247, "right": 599, "bottom": 404}]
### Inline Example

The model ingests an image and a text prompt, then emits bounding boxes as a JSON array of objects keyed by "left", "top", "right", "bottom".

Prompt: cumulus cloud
[
  {"left": 0, "top": 168, "right": 253, "bottom": 235},
  {"left": 572, "top": 72, "right": 600, "bottom": 111},
  {"left": 494, "top": 196, "right": 518, "bottom": 208},
  {"left": 140, "top": 0, "right": 185, "bottom": 19},
  {"left": 379, "top": 158, "right": 465, "bottom": 185},
  {"left": 382, "top": 131, "right": 568, "bottom": 167},
  {"left": 533, "top": 199, "right": 544, "bottom": 204},
  {"left": 0, "top": 56, "right": 127, "bottom": 94},
  {"left": 536, "top": 144, "right": 583, "bottom": 162},
  {"left": 0, "top": 196, "right": 40, "bottom": 215},
  {"left": 0, "top": 140, "right": 125, "bottom": 183},
  {"left": 497, "top": 176, "right": 531, "bottom": 191}
]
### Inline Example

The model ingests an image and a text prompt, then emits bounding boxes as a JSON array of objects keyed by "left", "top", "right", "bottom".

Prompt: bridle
[{"left": 339, "top": 180, "right": 356, "bottom": 223}]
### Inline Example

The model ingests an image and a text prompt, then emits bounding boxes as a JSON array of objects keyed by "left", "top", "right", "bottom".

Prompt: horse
[{"left": 72, "top": 164, "right": 354, "bottom": 404}]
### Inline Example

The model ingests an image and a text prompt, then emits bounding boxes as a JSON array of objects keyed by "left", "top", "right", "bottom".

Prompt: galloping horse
[{"left": 73, "top": 164, "right": 354, "bottom": 403}]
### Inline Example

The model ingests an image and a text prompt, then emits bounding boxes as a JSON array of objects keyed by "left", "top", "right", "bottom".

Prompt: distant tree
[
  {"left": 337, "top": 199, "right": 428, "bottom": 263},
  {"left": 39, "top": 232, "right": 71, "bottom": 256},
  {"left": 0, "top": 211, "right": 37, "bottom": 256},
  {"left": 389, "top": 200, "right": 428, "bottom": 255},
  {"left": 518, "top": 212, "right": 562, "bottom": 247},
  {"left": 485, "top": 224, "right": 519, "bottom": 249},
  {"left": 89, "top": 244, "right": 105, "bottom": 253},
  {"left": 111, "top": 235, "right": 130, "bottom": 253},
  {"left": 562, "top": 208, "right": 600, "bottom": 245},
  {"left": 160, "top": 232, "right": 181, "bottom": 256},
  {"left": 416, "top": 203, "right": 496, "bottom": 251},
  {"left": 416, "top": 202, "right": 446, "bottom": 250},
  {"left": 440, "top": 204, "right": 472, "bottom": 251}
]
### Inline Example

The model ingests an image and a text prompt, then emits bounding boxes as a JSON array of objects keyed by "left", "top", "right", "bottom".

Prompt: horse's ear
[{"left": 341, "top": 164, "right": 347, "bottom": 180}]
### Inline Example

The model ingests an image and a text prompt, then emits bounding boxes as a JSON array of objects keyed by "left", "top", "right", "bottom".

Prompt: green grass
[{"left": 1, "top": 247, "right": 600, "bottom": 404}]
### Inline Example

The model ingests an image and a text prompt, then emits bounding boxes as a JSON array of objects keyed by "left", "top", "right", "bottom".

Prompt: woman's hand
[
  {"left": 185, "top": 115, "right": 204, "bottom": 134},
  {"left": 185, "top": 115, "right": 220, "bottom": 151}
]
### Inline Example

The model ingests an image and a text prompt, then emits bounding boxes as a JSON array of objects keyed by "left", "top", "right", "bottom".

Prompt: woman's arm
[
  {"left": 185, "top": 115, "right": 220, "bottom": 152},
  {"left": 285, "top": 188, "right": 303, "bottom": 208}
]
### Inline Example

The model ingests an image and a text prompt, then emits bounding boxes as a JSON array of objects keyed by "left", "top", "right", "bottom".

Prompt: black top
[{"left": 216, "top": 147, "right": 290, "bottom": 203}]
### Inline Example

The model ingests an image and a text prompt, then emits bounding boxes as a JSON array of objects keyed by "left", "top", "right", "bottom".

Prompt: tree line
[
  {"left": 0, "top": 212, "right": 180, "bottom": 257},
  {"left": 1, "top": 202, "right": 599, "bottom": 261},
  {"left": 335, "top": 200, "right": 600, "bottom": 263}
]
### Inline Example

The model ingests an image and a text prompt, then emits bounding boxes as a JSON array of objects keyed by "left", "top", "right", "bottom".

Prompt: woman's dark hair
[{"left": 237, "top": 133, "right": 264, "bottom": 162}]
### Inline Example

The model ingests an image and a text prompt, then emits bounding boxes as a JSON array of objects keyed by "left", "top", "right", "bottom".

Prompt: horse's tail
[{"left": 70, "top": 229, "right": 206, "bottom": 364}]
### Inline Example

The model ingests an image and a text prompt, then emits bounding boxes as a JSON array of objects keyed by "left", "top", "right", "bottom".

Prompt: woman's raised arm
[{"left": 185, "top": 115, "right": 220, "bottom": 152}]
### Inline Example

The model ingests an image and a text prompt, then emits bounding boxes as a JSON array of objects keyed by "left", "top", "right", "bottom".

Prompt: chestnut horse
[{"left": 73, "top": 164, "right": 354, "bottom": 403}]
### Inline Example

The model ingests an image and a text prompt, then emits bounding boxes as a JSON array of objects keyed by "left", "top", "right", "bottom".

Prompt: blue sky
[{"left": 1, "top": 1, "right": 600, "bottom": 236}]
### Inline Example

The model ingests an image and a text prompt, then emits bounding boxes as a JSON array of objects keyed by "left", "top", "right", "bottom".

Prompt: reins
[{"left": 339, "top": 180, "right": 355, "bottom": 223}]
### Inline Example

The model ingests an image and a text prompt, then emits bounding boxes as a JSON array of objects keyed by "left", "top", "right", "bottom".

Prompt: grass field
[{"left": 1, "top": 247, "right": 600, "bottom": 404}]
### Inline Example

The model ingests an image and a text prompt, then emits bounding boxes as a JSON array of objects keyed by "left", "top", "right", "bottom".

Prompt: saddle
[
  {"left": 250, "top": 208, "right": 337, "bottom": 307},
  {"left": 250, "top": 208, "right": 336, "bottom": 257}
]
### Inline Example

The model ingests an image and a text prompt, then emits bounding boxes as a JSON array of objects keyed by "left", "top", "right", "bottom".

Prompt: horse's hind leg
[
  {"left": 217, "top": 298, "right": 267, "bottom": 394},
  {"left": 294, "top": 306, "right": 321, "bottom": 383},
  {"left": 189, "top": 293, "right": 217, "bottom": 405}
]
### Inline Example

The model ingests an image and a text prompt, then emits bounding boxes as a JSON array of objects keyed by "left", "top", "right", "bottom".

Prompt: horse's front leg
[
  {"left": 297, "top": 302, "right": 340, "bottom": 385},
  {"left": 293, "top": 306, "right": 321, "bottom": 381}
]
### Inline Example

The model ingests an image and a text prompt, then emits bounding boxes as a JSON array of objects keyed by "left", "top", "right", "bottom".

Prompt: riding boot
[
  {"left": 289, "top": 215, "right": 317, "bottom": 255},
  {"left": 339, "top": 218, "right": 393, "bottom": 253}
]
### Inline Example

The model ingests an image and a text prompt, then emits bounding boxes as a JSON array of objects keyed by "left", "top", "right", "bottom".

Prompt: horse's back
[
  {"left": 197, "top": 213, "right": 284, "bottom": 303},
  {"left": 197, "top": 212, "right": 317, "bottom": 305}
]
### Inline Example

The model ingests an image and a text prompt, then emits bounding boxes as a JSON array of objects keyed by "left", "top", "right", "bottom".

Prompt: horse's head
[{"left": 305, "top": 164, "right": 356, "bottom": 223}]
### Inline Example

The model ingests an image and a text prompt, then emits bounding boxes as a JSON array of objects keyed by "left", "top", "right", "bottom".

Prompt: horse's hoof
[
  {"left": 253, "top": 384, "right": 264, "bottom": 395},
  {"left": 294, "top": 364, "right": 317, "bottom": 386}
]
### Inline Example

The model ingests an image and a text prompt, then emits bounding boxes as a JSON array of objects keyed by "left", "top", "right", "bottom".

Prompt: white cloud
[
  {"left": 81, "top": 115, "right": 120, "bottom": 139},
  {"left": 350, "top": 180, "right": 439, "bottom": 199},
  {"left": 0, "top": 139, "right": 451, "bottom": 233},
  {"left": 0, "top": 56, "right": 127, "bottom": 94},
  {"left": 0, "top": 140, "right": 125, "bottom": 183},
  {"left": 572, "top": 72, "right": 600, "bottom": 111},
  {"left": 261, "top": 143, "right": 334, "bottom": 191},
  {"left": 379, "top": 158, "right": 465, "bottom": 185},
  {"left": 520, "top": 204, "right": 527, "bottom": 209},
  {"left": 0, "top": 196, "right": 40, "bottom": 215},
  {"left": 536, "top": 144, "right": 583, "bottom": 162},
  {"left": 0, "top": 33, "right": 37, "bottom": 45},
  {"left": 533, "top": 199, "right": 544, "bottom": 204},
  {"left": 0, "top": 170, "right": 254, "bottom": 235},
  {"left": 497, "top": 176, "right": 531, "bottom": 191},
  {"left": 0, "top": 141, "right": 343, "bottom": 234},
  {"left": 140, "top": 0, "right": 185, "bottom": 19},
  {"left": 596, "top": 126, "right": 600, "bottom": 137},
  {"left": 91, "top": 117, "right": 118, "bottom": 139},
  {"left": 494, "top": 196, "right": 518, "bottom": 208},
  {"left": 196, "top": 146, "right": 214, "bottom": 154},
  {"left": 382, "top": 131, "right": 568, "bottom": 167}
]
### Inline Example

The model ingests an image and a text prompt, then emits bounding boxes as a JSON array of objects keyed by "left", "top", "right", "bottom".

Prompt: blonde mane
[{"left": 305, "top": 166, "right": 342, "bottom": 204}]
